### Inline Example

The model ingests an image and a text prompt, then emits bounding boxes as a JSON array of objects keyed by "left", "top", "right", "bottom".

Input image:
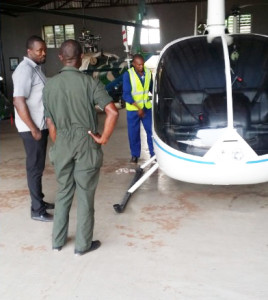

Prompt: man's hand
[
  {"left": 132, "top": 102, "right": 144, "bottom": 118},
  {"left": 46, "top": 118, "right": 57, "bottom": 143},
  {"left": 137, "top": 108, "right": 145, "bottom": 118},
  {"left": 31, "top": 128, "right": 42, "bottom": 141},
  {"left": 88, "top": 102, "right": 119, "bottom": 145},
  {"left": 88, "top": 131, "right": 108, "bottom": 145}
]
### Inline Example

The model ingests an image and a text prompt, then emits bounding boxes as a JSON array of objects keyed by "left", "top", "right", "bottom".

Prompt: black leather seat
[{"left": 203, "top": 93, "right": 250, "bottom": 129}]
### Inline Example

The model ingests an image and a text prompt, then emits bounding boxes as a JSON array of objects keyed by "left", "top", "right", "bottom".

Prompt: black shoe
[
  {"left": 43, "top": 201, "right": 55, "bottom": 210},
  {"left": 130, "top": 156, "right": 138, "bottom": 163},
  {"left": 74, "top": 240, "right": 101, "bottom": 256},
  {"left": 31, "top": 211, "right": 53, "bottom": 222}
]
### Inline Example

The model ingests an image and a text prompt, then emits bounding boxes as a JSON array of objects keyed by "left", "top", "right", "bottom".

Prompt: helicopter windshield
[{"left": 154, "top": 34, "right": 268, "bottom": 157}]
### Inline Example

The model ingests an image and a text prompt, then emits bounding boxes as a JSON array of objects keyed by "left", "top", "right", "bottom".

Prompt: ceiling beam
[{"left": 0, "top": 3, "right": 154, "bottom": 28}]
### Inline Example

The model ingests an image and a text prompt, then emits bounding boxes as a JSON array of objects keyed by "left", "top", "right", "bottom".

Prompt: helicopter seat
[
  {"left": 170, "top": 93, "right": 204, "bottom": 126},
  {"left": 250, "top": 92, "right": 268, "bottom": 124},
  {"left": 203, "top": 93, "right": 250, "bottom": 129}
]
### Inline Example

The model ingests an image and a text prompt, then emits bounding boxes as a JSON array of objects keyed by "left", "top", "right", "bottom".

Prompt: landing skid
[{"left": 113, "top": 155, "right": 159, "bottom": 213}]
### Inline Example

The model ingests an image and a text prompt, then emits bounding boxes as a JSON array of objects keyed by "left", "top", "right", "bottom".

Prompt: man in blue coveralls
[{"left": 123, "top": 54, "right": 155, "bottom": 164}]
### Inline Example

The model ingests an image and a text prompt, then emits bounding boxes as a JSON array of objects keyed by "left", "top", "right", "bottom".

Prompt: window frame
[
  {"left": 43, "top": 24, "right": 75, "bottom": 48},
  {"left": 226, "top": 14, "right": 252, "bottom": 34},
  {"left": 127, "top": 18, "right": 160, "bottom": 46}
]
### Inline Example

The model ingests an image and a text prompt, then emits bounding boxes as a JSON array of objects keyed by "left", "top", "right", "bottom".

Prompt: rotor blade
[
  {"left": 239, "top": 3, "right": 268, "bottom": 9},
  {"left": 0, "top": 3, "right": 153, "bottom": 28}
]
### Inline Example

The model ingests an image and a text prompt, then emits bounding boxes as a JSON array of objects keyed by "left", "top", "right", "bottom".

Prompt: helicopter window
[
  {"left": 230, "top": 35, "right": 268, "bottom": 155},
  {"left": 154, "top": 34, "right": 268, "bottom": 157},
  {"left": 154, "top": 36, "right": 226, "bottom": 156}
]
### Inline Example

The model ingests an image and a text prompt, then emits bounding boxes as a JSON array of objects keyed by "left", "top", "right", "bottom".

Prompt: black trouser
[{"left": 19, "top": 129, "right": 48, "bottom": 215}]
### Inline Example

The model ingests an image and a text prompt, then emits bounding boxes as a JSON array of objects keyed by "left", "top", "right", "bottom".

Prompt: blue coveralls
[{"left": 122, "top": 69, "right": 155, "bottom": 158}]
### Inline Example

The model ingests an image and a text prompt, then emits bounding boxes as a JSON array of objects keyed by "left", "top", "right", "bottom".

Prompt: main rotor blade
[
  {"left": 0, "top": 3, "right": 152, "bottom": 28},
  {"left": 240, "top": 3, "right": 268, "bottom": 9}
]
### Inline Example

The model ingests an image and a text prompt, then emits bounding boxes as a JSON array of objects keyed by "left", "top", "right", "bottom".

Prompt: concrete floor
[{"left": 1, "top": 109, "right": 268, "bottom": 300}]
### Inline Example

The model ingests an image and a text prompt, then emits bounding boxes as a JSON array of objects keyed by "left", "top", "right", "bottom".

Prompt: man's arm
[
  {"left": 46, "top": 117, "right": 57, "bottom": 143},
  {"left": 13, "top": 96, "right": 41, "bottom": 140},
  {"left": 122, "top": 71, "right": 134, "bottom": 104},
  {"left": 88, "top": 102, "right": 119, "bottom": 145}
]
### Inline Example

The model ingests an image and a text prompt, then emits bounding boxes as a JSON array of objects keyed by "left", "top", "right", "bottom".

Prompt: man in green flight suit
[{"left": 43, "top": 39, "right": 119, "bottom": 256}]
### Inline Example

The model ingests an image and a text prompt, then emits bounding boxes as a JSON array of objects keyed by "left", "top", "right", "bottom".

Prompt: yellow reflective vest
[{"left": 125, "top": 67, "right": 152, "bottom": 111}]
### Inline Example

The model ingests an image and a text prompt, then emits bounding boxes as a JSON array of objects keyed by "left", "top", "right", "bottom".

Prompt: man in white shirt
[{"left": 12, "top": 35, "right": 54, "bottom": 222}]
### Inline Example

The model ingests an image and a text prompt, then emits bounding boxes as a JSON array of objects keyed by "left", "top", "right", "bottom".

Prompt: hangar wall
[{"left": 1, "top": 1, "right": 268, "bottom": 100}]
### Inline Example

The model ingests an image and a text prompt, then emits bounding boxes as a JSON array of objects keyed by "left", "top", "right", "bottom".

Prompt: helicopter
[
  {"left": 153, "top": 0, "right": 268, "bottom": 185},
  {"left": 113, "top": 0, "right": 268, "bottom": 213},
  {"left": 78, "top": 29, "right": 128, "bottom": 104}
]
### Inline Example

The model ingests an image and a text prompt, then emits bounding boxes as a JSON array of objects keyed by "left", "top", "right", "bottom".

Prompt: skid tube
[{"left": 113, "top": 155, "right": 159, "bottom": 213}]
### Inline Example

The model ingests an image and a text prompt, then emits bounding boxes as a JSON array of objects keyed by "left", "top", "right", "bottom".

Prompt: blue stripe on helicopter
[
  {"left": 246, "top": 159, "right": 268, "bottom": 164},
  {"left": 154, "top": 139, "right": 215, "bottom": 165}
]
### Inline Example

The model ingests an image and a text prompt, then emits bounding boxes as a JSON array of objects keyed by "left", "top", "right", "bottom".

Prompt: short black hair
[
  {"left": 26, "top": 35, "right": 45, "bottom": 50},
  {"left": 59, "top": 39, "right": 82, "bottom": 60},
  {"left": 132, "top": 54, "right": 144, "bottom": 62}
]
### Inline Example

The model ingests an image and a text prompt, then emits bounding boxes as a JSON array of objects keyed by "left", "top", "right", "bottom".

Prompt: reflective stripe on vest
[{"left": 125, "top": 67, "right": 152, "bottom": 111}]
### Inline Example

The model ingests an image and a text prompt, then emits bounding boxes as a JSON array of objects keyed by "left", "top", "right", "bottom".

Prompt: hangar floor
[{"left": 1, "top": 109, "right": 268, "bottom": 299}]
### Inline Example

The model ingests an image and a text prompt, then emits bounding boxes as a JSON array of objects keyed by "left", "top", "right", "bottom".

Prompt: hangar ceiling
[
  {"left": 0, "top": 0, "right": 206, "bottom": 13},
  {"left": 1, "top": 0, "right": 207, "bottom": 27}
]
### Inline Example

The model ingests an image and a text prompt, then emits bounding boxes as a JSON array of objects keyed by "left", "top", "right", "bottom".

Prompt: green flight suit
[{"left": 43, "top": 66, "right": 113, "bottom": 252}]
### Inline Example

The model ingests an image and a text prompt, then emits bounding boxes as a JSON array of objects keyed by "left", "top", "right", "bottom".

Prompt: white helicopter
[
  {"left": 153, "top": 0, "right": 268, "bottom": 185},
  {"left": 114, "top": 0, "right": 268, "bottom": 212}
]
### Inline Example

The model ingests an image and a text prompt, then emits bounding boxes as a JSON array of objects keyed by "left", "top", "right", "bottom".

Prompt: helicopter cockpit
[{"left": 154, "top": 34, "right": 268, "bottom": 158}]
